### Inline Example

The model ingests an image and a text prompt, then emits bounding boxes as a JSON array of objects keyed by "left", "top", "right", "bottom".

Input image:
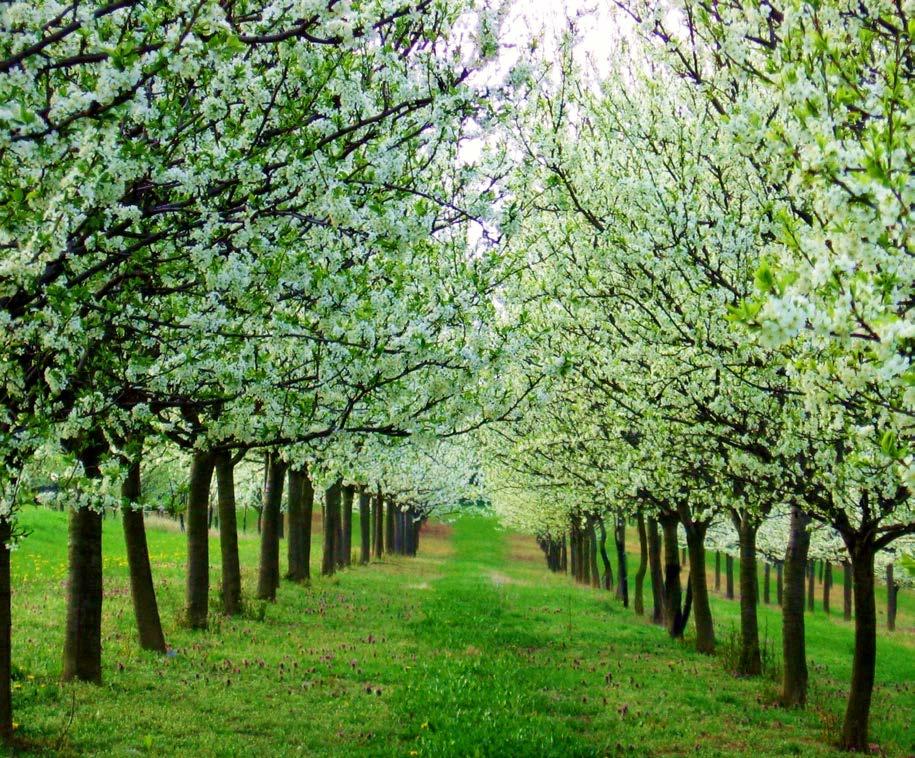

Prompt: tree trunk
[
  {"left": 186, "top": 451, "right": 215, "bottom": 630},
  {"left": 597, "top": 518, "right": 613, "bottom": 590},
  {"left": 647, "top": 517, "right": 664, "bottom": 625},
  {"left": 841, "top": 545, "right": 877, "bottom": 751},
  {"left": 588, "top": 521, "right": 600, "bottom": 588},
  {"left": 806, "top": 559, "right": 815, "bottom": 612},
  {"left": 300, "top": 470, "right": 314, "bottom": 581},
  {"left": 560, "top": 535, "right": 567, "bottom": 573},
  {"left": 322, "top": 481, "right": 341, "bottom": 576},
  {"left": 341, "top": 485, "right": 354, "bottom": 567},
  {"left": 634, "top": 514, "right": 648, "bottom": 616},
  {"left": 373, "top": 489, "right": 384, "bottom": 558},
  {"left": 678, "top": 504, "right": 714, "bottom": 654},
  {"left": 256, "top": 453, "right": 286, "bottom": 600},
  {"left": 725, "top": 554, "right": 735, "bottom": 599},
  {"left": 886, "top": 564, "right": 898, "bottom": 632},
  {"left": 614, "top": 515, "right": 628, "bottom": 607},
  {"left": 660, "top": 514, "right": 687, "bottom": 638},
  {"left": 385, "top": 498, "right": 395, "bottom": 556},
  {"left": 121, "top": 460, "right": 166, "bottom": 653},
  {"left": 215, "top": 451, "right": 242, "bottom": 615},
  {"left": 776, "top": 560, "right": 783, "bottom": 607},
  {"left": 285, "top": 468, "right": 307, "bottom": 581},
  {"left": 781, "top": 506, "right": 811, "bottom": 707},
  {"left": 62, "top": 507, "right": 103, "bottom": 682},
  {"left": 735, "top": 515, "right": 761, "bottom": 676},
  {"left": 823, "top": 561, "right": 831, "bottom": 615},
  {"left": 843, "top": 559, "right": 852, "bottom": 621},
  {"left": 0, "top": 518, "right": 10, "bottom": 741},
  {"left": 763, "top": 563, "right": 771, "bottom": 605},
  {"left": 63, "top": 439, "right": 106, "bottom": 683},
  {"left": 359, "top": 489, "right": 371, "bottom": 565},
  {"left": 715, "top": 551, "right": 721, "bottom": 592}
]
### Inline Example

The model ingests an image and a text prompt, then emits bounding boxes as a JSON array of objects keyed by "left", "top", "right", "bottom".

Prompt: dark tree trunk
[
  {"left": 715, "top": 551, "right": 721, "bottom": 592},
  {"left": 256, "top": 453, "right": 286, "bottom": 600},
  {"left": 886, "top": 564, "right": 898, "bottom": 632},
  {"left": 359, "top": 489, "right": 371, "bottom": 565},
  {"left": 373, "top": 489, "right": 384, "bottom": 558},
  {"left": 285, "top": 468, "right": 307, "bottom": 581},
  {"left": 841, "top": 544, "right": 877, "bottom": 751},
  {"left": 597, "top": 518, "right": 613, "bottom": 590},
  {"left": 322, "top": 481, "right": 341, "bottom": 576},
  {"left": 678, "top": 503, "right": 714, "bottom": 654},
  {"left": 634, "top": 514, "right": 648, "bottom": 616},
  {"left": 781, "top": 506, "right": 811, "bottom": 707},
  {"left": 843, "top": 559, "right": 852, "bottom": 621},
  {"left": 776, "top": 560, "right": 784, "bottom": 606},
  {"left": 560, "top": 535, "right": 567, "bottom": 573},
  {"left": 581, "top": 522, "right": 591, "bottom": 585},
  {"left": 215, "top": 451, "right": 242, "bottom": 615},
  {"left": 62, "top": 507, "right": 103, "bottom": 682},
  {"left": 764, "top": 563, "right": 771, "bottom": 605},
  {"left": 660, "top": 514, "right": 688, "bottom": 638},
  {"left": 589, "top": 521, "right": 600, "bottom": 588},
  {"left": 725, "top": 554, "right": 735, "bottom": 599},
  {"left": 300, "top": 470, "right": 314, "bottom": 580},
  {"left": 806, "top": 560, "right": 815, "bottom": 612},
  {"left": 186, "top": 451, "right": 215, "bottom": 629},
  {"left": 647, "top": 517, "right": 664, "bottom": 625},
  {"left": 341, "top": 485, "right": 354, "bottom": 567},
  {"left": 614, "top": 515, "right": 628, "bottom": 606},
  {"left": 823, "top": 561, "right": 832, "bottom": 615},
  {"left": 121, "top": 460, "right": 166, "bottom": 653},
  {"left": 63, "top": 439, "right": 106, "bottom": 682},
  {"left": 734, "top": 514, "right": 761, "bottom": 676},
  {"left": 385, "top": 498, "right": 395, "bottom": 556},
  {"left": 0, "top": 518, "right": 10, "bottom": 741}
]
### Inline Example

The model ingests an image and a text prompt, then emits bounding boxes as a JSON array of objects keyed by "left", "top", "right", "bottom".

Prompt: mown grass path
[{"left": 6, "top": 509, "right": 914, "bottom": 756}]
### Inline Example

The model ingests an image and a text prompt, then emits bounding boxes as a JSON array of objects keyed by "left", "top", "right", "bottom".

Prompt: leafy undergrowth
[{"left": 6, "top": 508, "right": 914, "bottom": 756}]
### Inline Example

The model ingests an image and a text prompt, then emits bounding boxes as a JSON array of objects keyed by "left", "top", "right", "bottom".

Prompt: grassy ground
[{"left": 6, "top": 508, "right": 914, "bottom": 756}]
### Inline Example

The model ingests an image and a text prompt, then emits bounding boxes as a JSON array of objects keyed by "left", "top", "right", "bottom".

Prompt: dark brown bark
[
  {"left": 285, "top": 468, "right": 307, "bottom": 581},
  {"left": 886, "top": 563, "right": 898, "bottom": 632},
  {"left": 322, "top": 481, "right": 341, "bottom": 576},
  {"left": 678, "top": 504, "right": 714, "bottom": 654},
  {"left": 841, "top": 545, "right": 877, "bottom": 751},
  {"left": 614, "top": 515, "right": 628, "bottom": 606},
  {"left": 300, "top": 470, "right": 314, "bottom": 580},
  {"left": 660, "top": 513, "right": 688, "bottom": 638},
  {"left": 763, "top": 562, "right": 771, "bottom": 605},
  {"left": 843, "top": 559, "right": 852, "bottom": 621},
  {"left": 256, "top": 453, "right": 286, "bottom": 600},
  {"left": 776, "top": 560, "right": 784, "bottom": 606},
  {"left": 781, "top": 506, "right": 811, "bottom": 707},
  {"left": 734, "top": 514, "right": 761, "bottom": 675},
  {"left": 359, "top": 488, "right": 371, "bottom": 565},
  {"left": 62, "top": 507, "right": 103, "bottom": 682},
  {"left": 0, "top": 518, "right": 10, "bottom": 741},
  {"left": 560, "top": 535, "right": 567, "bottom": 573},
  {"left": 588, "top": 521, "right": 600, "bottom": 589},
  {"left": 714, "top": 551, "right": 721, "bottom": 592},
  {"left": 634, "top": 514, "right": 648, "bottom": 616},
  {"left": 806, "top": 559, "right": 815, "bottom": 612},
  {"left": 215, "top": 451, "right": 242, "bottom": 614},
  {"left": 63, "top": 439, "right": 106, "bottom": 682},
  {"left": 823, "top": 561, "right": 832, "bottom": 615},
  {"left": 341, "top": 485, "right": 354, "bottom": 567},
  {"left": 121, "top": 460, "right": 166, "bottom": 653},
  {"left": 725, "top": 554, "right": 735, "bottom": 599},
  {"left": 647, "top": 517, "right": 664, "bottom": 625},
  {"left": 597, "top": 518, "right": 613, "bottom": 590},
  {"left": 186, "top": 450, "right": 215, "bottom": 630},
  {"left": 375, "top": 489, "right": 384, "bottom": 558}
]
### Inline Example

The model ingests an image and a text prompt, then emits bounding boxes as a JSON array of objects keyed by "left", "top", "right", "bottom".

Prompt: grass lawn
[{"left": 6, "top": 508, "right": 914, "bottom": 756}]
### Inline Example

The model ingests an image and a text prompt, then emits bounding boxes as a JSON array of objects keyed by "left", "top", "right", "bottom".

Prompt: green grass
[{"left": 6, "top": 508, "right": 914, "bottom": 756}]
